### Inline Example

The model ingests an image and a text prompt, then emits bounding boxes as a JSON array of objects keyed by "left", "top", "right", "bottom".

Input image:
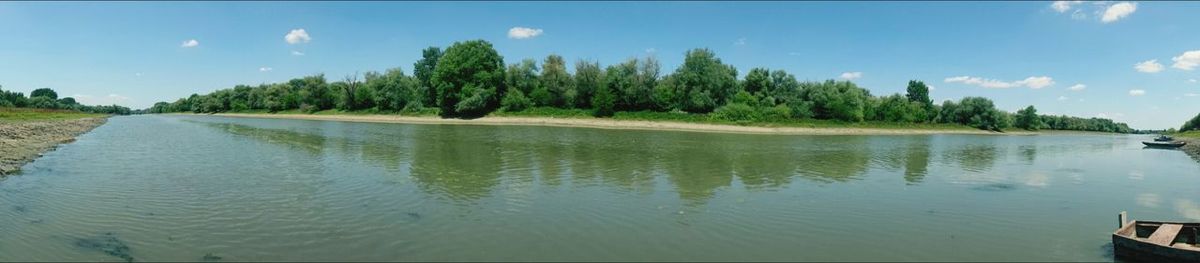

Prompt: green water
[{"left": 1, "top": 115, "right": 1198, "bottom": 261}]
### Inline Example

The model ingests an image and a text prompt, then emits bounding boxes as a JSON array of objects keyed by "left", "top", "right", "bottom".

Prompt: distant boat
[
  {"left": 1113, "top": 212, "right": 1200, "bottom": 262},
  {"left": 1155, "top": 135, "right": 1175, "bottom": 142},
  {"left": 1143, "top": 141, "right": 1187, "bottom": 148}
]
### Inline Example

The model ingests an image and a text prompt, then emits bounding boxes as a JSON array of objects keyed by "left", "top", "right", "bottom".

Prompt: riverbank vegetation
[
  {"left": 147, "top": 39, "right": 1131, "bottom": 133},
  {"left": 0, "top": 86, "right": 133, "bottom": 115},
  {"left": 0, "top": 107, "right": 106, "bottom": 122}
]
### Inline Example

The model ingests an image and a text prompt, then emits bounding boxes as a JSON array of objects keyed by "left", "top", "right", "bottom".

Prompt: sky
[{"left": 1, "top": 1, "right": 1198, "bottom": 129}]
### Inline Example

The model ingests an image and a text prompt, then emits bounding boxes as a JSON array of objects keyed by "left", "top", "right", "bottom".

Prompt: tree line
[
  {"left": 1180, "top": 113, "right": 1200, "bottom": 133},
  {"left": 0, "top": 86, "right": 133, "bottom": 115},
  {"left": 148, "top": 39, "right": 1131, "bottom": 133}
]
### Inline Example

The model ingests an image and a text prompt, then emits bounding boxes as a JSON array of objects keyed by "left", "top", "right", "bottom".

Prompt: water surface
[{"left": 2, "top": 115, "right": 1198, "bottom": 261}]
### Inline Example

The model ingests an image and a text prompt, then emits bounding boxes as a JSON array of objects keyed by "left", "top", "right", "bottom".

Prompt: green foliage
[
  {"left": 802, "top": 80, "right": 867, "bottom": 122},
  {"left": 539, "top": 54, "right": 574, "bottom": 107},
  {"left": 136, "top": 40, "right": 1133, "bottom": 134},
  {"left": 413, "top": 47, "right": 443, "bottom": 106},
  {"left": 572, "top": 60, "right": 604, "bottom": 109},
  {"left": 1182, "top": 113, "right": 1200, "bottom": 132},
  {"left": 657, "top": 48, "right": 738, "bottom": 113},
  {"left": 30, "top": 88, "right": 58, "bottom": 100},
  {"left": 29, "top": 96, "right": 57, "bottom": 109},
  {"left": 500, "top": 89, "right": 533, "bottom": 112},
  {"left": 711, "top": 103, "right": 758, "bottom": 123},
  {"left": 955, "top": 97, "right": 1008, "bottom": 131},
  {"left": 433, "top": 40, "right": 506, "bottom": 117},
  {"left": 1014, "top": 105, "right": 1044, "bottom": 130},
  {"left": 592, "top": 79, "right": 617, "bottom": 117}
]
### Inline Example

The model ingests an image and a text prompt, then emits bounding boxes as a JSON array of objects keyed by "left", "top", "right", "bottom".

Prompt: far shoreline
[{"left": 182, "top": 112, "right": 1111, "bottom": 136}]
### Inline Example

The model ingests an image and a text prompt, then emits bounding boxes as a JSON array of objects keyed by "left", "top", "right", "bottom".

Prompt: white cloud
[
  {"left": 135, "top": 72, "right": 143, "bottom": 77},
  {"left": 1129, "top": 89, "right": 1146, "bottom": 96},
  {"left": 291, "top": 50, "right": 305, "bottom": 56},
  {"left": 839, "top": 72, "right": 863, "bottom": 80},
  {"left": 1057, "top": 96, "right": 1069, "bottom": 101},
  {"left": 259, "top": 67, "right": 272, "bottom": 72},
  {"left": 72, "top": 93, "right": 133, "bottom": 106},
  {"left": 1101, "top": 2, "right": 1137, "bottom": 23},
  {"left": 1068, "top": 84, "right": 1086, "bottom": 91},
  {"left": 787, "top": 52, "right": 803, "bottom": 56},
  {"left": 1171, "top": 50, "right": 1200, "bottom": 70},
  {"left": 1017, "top": 76, "right": 1055, "bottom": 89},
  {"left": 1189, "top": 79, "right": 1198, "bottom": 83},
  {"left": 180, "top": 39, "right": 199, "bottom": 48},
  {"left": 1096, "top": 113, "right": 1108, "bottom": 118},
  {"left": 1185, "top": 93, "right": 1199, "bottom": 97},
  {"left": 645, "top": 48, "right": 656, "bottom": 53},
  {"left": 734, "top": 37, "right": 746, "bottom": 46},
  {"left": 928, "top": 85, "right": 936, "bottom": 91},
  {"left": 507, "top": 27, "right": 543, "bottom": 39},
  {"left": 1051, "top": 1, "right": 1082, "bottom": 13},
  {"left": 944, "top": 75, "right": 1054, "bottom": 89},
  {"left": 1134, "top": 59, "right": 1164, "bottom": 73},
  {"left": 285, "top": 29, "right": 311, "bottom": 44}
]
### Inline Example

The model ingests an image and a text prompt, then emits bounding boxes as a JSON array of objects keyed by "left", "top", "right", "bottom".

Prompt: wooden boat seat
[{"left": 1148, "top": 224, "right": 1183, "bottom": 246}]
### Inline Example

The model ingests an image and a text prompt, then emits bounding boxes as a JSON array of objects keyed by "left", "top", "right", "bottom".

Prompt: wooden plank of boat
[
  {"left": 1149, "top": 224, "right": 1184, "bottom": 246},
  {"left": 1143, "top": 141, "right": 1187, "bottom": 147}
]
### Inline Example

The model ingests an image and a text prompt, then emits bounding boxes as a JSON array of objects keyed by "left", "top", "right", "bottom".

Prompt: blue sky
[{"left": 1, "top": 1, "right": 1198, "bottom": 129}]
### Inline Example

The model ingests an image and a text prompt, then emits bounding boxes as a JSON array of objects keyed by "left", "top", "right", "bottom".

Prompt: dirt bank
[
  {"left": 0, "top": 117, "right": 107, "bottom": 176},
  {"left": 209, "top": 113, "right": 1036, "bottom": 136}
]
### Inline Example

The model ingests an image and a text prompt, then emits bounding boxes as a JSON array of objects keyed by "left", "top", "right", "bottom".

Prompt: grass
[
  {"left": 1174, "top": 131, "right": 1200, "bottom": 139},
  {"left": 0, "top": 107, "right": 106, "bottom": 123}
]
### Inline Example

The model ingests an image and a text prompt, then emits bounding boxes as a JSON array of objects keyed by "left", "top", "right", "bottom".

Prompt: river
[{"left": 1, "top": 115, "right": 1198, "bottom": 261}]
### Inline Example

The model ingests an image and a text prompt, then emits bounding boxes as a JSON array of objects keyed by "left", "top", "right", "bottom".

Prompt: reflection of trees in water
[
  {"left": 1018, "top": 145, "right": 1037, "bottom": 164},
  {"left": 196, "top": 121, "right": 328, "bottom": 155},
  {"left": 901, "top": 137, "right": 932, "bottom": 185},
  {"left": 662, "top": 141, "right": 735, "bottom": 206},
  {"left": 409, "top": 126, "right": 503, "bottom": 202},
  {"left": 791, "top": 137, "right": 872, "bottom": 183},
  {"left": 868, "top": 136, "right": 932, "bottom": 184},
  {"left": 949, "top": 144, "right": 999, "bottom": 173}
]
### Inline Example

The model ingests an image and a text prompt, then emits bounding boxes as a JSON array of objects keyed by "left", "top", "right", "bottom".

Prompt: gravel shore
[{"left": 0, "top": 117, "right": 107, "bottom": 176}]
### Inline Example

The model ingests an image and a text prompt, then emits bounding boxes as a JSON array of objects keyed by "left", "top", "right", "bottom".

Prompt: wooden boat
[
  {"left": 1155, "top": 135, "right": 1175, "bottom": 142},
  {"left": 1113, "top": 212, "right": 1200, "bottom": 262},
  {"left": 1143, "top": 141, "right": 1187, "bottom": 148}
]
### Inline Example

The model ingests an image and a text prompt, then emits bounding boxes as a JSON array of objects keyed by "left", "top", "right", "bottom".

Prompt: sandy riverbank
[
  {"left": 0, "top": 117, "right": 107, "bottom": 176},
  {"left": 208, "top": 113, "right": 1040, "bottom": 136}
]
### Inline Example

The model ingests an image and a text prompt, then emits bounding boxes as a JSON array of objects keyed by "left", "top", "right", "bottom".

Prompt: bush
[
  {"left": 711, "top": 103, "right": 758, "bottom": 122},
  {"left": 500, "top": 89, "right": 533, "bottom": 112},
  {"left": 759, "top": 104, "right": 792, "bottom": 122}
]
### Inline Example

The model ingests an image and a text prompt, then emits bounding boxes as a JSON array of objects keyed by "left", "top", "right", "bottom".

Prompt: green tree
[
  {"left": 506, "top": 59, "right": 542, "bottom": 107},
  {"left": 539, "top": 54, "right": 574, "bottom": 107},
  {"left": 432, "top": 40, "right": 506, "bottom": 117},
  {"left": 802, "top": 80, "right": 868, "bottom": 122},
  {"left": 413, "top": 47, "right": 443, "bottom": 106},
  {"left": 30, "top": 88, "right": 57, "bottom": 100},
  {"left": 1179, "top": 113, "right": 1200, "bottom": 132},
  {"left": 1014, "top": 105, "right": 1044, "bottom": 130},
  {"left": 573, "top": 60, "right": 604, "bottom": 109},
  {"left": 657, "top": 48, "right": 738, "bottom": 113}
]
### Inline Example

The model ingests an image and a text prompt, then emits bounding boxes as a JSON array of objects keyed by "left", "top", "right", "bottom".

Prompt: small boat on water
[
  {"left": 1155, "top": 135, "right": 1175, "bottom": 142},
  {"left": 1143, "top": 141, "right": 1187, "bottom": 148},
  {"left": 1113, "top": 212, "right": 1200, "bottom": 262}
]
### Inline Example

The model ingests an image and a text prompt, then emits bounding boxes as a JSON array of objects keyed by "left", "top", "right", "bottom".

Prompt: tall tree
[
  {"left": 1014, "top": 105, "right": 1044, "bottom": 130},
  {"left": 656, "top": 48, "right": 737, "bottom": 113},
  {"left": 539, "top": 54, "right": 573, "bottom": 107},
  {"left": 432, "top": 40, "right": 506, "bottom": 117},
  {"left": 413, "top": 47, "right": 443, "bottom": 107},
  {"left": 30, "top": 88, "right": 57, "bottom": 100},
  {"left": 573, "top": 60, "right": 604, "bottom": 109}
]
